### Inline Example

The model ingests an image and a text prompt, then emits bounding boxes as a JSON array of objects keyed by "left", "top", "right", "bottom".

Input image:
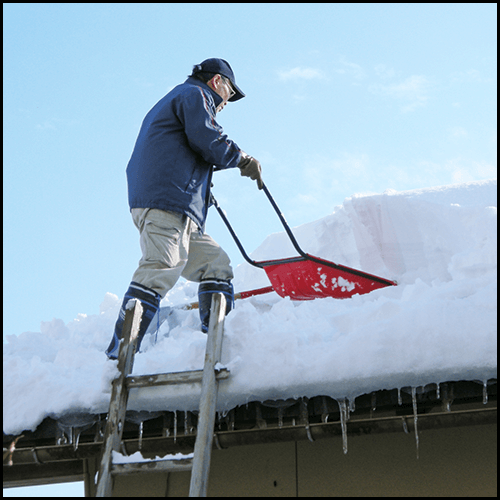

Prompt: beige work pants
[{"left": 130, "top": 208, "right": 233, "bottom": 298}]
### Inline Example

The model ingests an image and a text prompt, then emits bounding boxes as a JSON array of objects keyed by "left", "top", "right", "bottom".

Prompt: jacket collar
[{"left": 185, "top": 76, "right": 223, "bottom": 108}]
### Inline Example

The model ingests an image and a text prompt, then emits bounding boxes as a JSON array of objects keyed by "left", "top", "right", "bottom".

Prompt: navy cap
[{"left": 192, "top": 58, "right": 245, "bottom": 102}]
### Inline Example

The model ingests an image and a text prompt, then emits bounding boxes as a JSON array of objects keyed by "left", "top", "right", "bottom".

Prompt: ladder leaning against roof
[{"left": 95, "top": 293, "right": 229, "bottom": 497}]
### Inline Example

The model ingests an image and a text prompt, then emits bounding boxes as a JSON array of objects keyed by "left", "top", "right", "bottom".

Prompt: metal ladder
[{"left": 95, "top": 293, "right": 229, "bottom": 497}]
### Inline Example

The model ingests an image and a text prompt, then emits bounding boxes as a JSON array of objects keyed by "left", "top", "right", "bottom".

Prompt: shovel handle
[
  {"left": 261, "top": 183, "right": 308, "bottom": 259},
  {"left": 211, "top": 183, "right": 308, "bottom": 268},
  {"left": 210, "top": 194, "right": 264, "bottom": 268},
  {"left": 181, "top": 285, "right": 274, "bottom": 310},
  {"left": 235, "top": 285, "right": 274, "bottom": 300}
]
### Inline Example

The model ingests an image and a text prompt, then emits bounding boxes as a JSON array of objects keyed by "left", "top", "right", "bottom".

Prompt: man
[{"left": 105, "top": 58, "right": 263, "bottom": 359}]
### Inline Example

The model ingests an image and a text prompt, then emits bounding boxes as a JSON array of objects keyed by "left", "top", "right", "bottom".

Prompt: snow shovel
[{"left": 211, "top": 182, "right": 397, "bottom": 301}]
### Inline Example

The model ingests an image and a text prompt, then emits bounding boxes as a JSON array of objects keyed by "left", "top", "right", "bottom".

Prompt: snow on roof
[{"left": 3, "top": 180, "right": 497, "bottom": 436}]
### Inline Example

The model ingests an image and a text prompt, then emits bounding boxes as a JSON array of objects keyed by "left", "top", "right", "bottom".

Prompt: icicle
[
  {"left": 59, "top": 426, "right": 75, "bottom": 449},
  {"left": 57, "top": 433, "right": 68, "bottom": 446},
  {"left": 441, "top": 383, "right": 453, "bottom": 412},
  {"left": 398, "top": 387, "right": 402, "bottom": 405},
  {"left": 94, "top": 421, "right": 100, "bottom": 443},
  {"left": 56, "top": 413, "right": 98, "bottom": 450},
  {"left": 411, "top": 387, "right": 419, "bottom": 460},
  {"left": 483, "top": 381, "right": 488, "bottom": 405},
  {"left": 338, "top": 399, "right": 348, "bottom": 455},
  {"left": 370, "top": 392, "right": 376, "bottom": 418},
  {"left": 401, "top": 417, "right": 409, "bottom": 434},
  {"left": 348, "top": 399, "right": 355, "bottom": 414},
  {"left": 173, "top": 411, "right": 177, "bottom": 443},
  {"left": 255, "top": 403, "right": 267, "bottom": 429},
  {"left": 125, "top": 412, "right": 162, "bottom": 449},
  {"left": 278, "top": 407, "right": 284, "bottom": 428},
  {"left": 436, "top": 383, "right": 440, "bottom": 400},
  {"left": 69, "top": 427, "right": 76, "bottom": 448},
  {"left": 73, "top": 429, "right": 83, "bottom": 451},
  {"left": 184, "top": 411, "right": 189, "bottom": 436},
  {"left": 161, "top": 412, "right": 169, "bottom": 437},
  {"left": 138, "top": 421, "right": 144, "bottom": 450},
  {"left": 299, "top": 399, "right": 314, "bottom": 442},
  {"left": 224, "top": 410, "right": 235, "bottom": 432},
  {"left": 321, "top": 397, "right": 329, "bottom": 423}
]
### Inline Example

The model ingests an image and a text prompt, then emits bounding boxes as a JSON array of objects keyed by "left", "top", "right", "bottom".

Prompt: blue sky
[{"left": 3, "top": 3, "right": 496, "bottom": 495}]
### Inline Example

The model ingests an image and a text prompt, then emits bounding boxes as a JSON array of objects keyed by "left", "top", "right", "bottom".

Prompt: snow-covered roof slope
[{"left": 3, "top": 180, "right": 497, "bottom": 436}]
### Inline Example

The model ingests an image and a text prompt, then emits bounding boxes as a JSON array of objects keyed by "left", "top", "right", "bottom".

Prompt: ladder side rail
[
  {"left": 189, "top": 293, "right": 227, "bottom": 497},
  {"left": 96, "top": 300, "right": 143, "bottom": 497}
]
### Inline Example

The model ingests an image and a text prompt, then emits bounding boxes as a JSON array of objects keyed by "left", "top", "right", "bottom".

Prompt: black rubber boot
[
  {"left": 198, "top": 280, "right": 234, "bottom": 333},
  {"left": 105, "top": 282, "right": 161, "bottom": 359}
]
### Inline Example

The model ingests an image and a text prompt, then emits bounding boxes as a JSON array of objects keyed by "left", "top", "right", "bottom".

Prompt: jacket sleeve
[{"left": 174, "top": 86, "right": 242, "bottom": 170}]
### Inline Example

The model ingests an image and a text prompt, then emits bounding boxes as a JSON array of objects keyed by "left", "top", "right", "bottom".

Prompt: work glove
[{"left": 238, "top": 152, "right": 264, "bottom": 190}]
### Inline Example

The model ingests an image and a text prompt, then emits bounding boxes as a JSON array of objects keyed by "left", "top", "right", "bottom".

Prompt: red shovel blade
[{"left": 260, "top": 255, "right": 396, "bottom": 300}]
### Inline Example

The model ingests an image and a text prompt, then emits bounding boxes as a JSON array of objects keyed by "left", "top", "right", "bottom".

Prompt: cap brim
[{"left": 228, "top": 80, "right": 245, "bottom": 102}]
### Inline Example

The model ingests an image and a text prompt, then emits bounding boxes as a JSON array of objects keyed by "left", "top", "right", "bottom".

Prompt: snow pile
[
  {"left": 3, "top": 180, "right": 497, "bottom": 436},
  {"left": 112, "top": 451, "right": 193, "bottom": 465}
]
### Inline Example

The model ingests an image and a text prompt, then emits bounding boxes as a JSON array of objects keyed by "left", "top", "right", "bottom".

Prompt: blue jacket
[{"left": 127, "top": 77, "right": 242, "bottom": 230}]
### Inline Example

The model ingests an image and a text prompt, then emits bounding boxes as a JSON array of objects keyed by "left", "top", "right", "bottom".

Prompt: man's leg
[
  {"left": 105, "top": 209, "right": 194, "bottom": 358},
  {"left": 182, "top": 231, "right": 235, "bottom": 333}
]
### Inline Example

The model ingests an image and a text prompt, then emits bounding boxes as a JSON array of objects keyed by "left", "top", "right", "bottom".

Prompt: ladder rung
[
  {"left": 111, "top": 458, "right": 193, "bottom": 475},
  {"left": 126, "top": 368, "right": 230, "bottom": 389}
]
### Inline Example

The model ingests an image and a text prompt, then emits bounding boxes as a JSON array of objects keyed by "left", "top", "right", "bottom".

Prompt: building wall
[{"left": 101, "top": 423, "right": 496, "bottom": 497}]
